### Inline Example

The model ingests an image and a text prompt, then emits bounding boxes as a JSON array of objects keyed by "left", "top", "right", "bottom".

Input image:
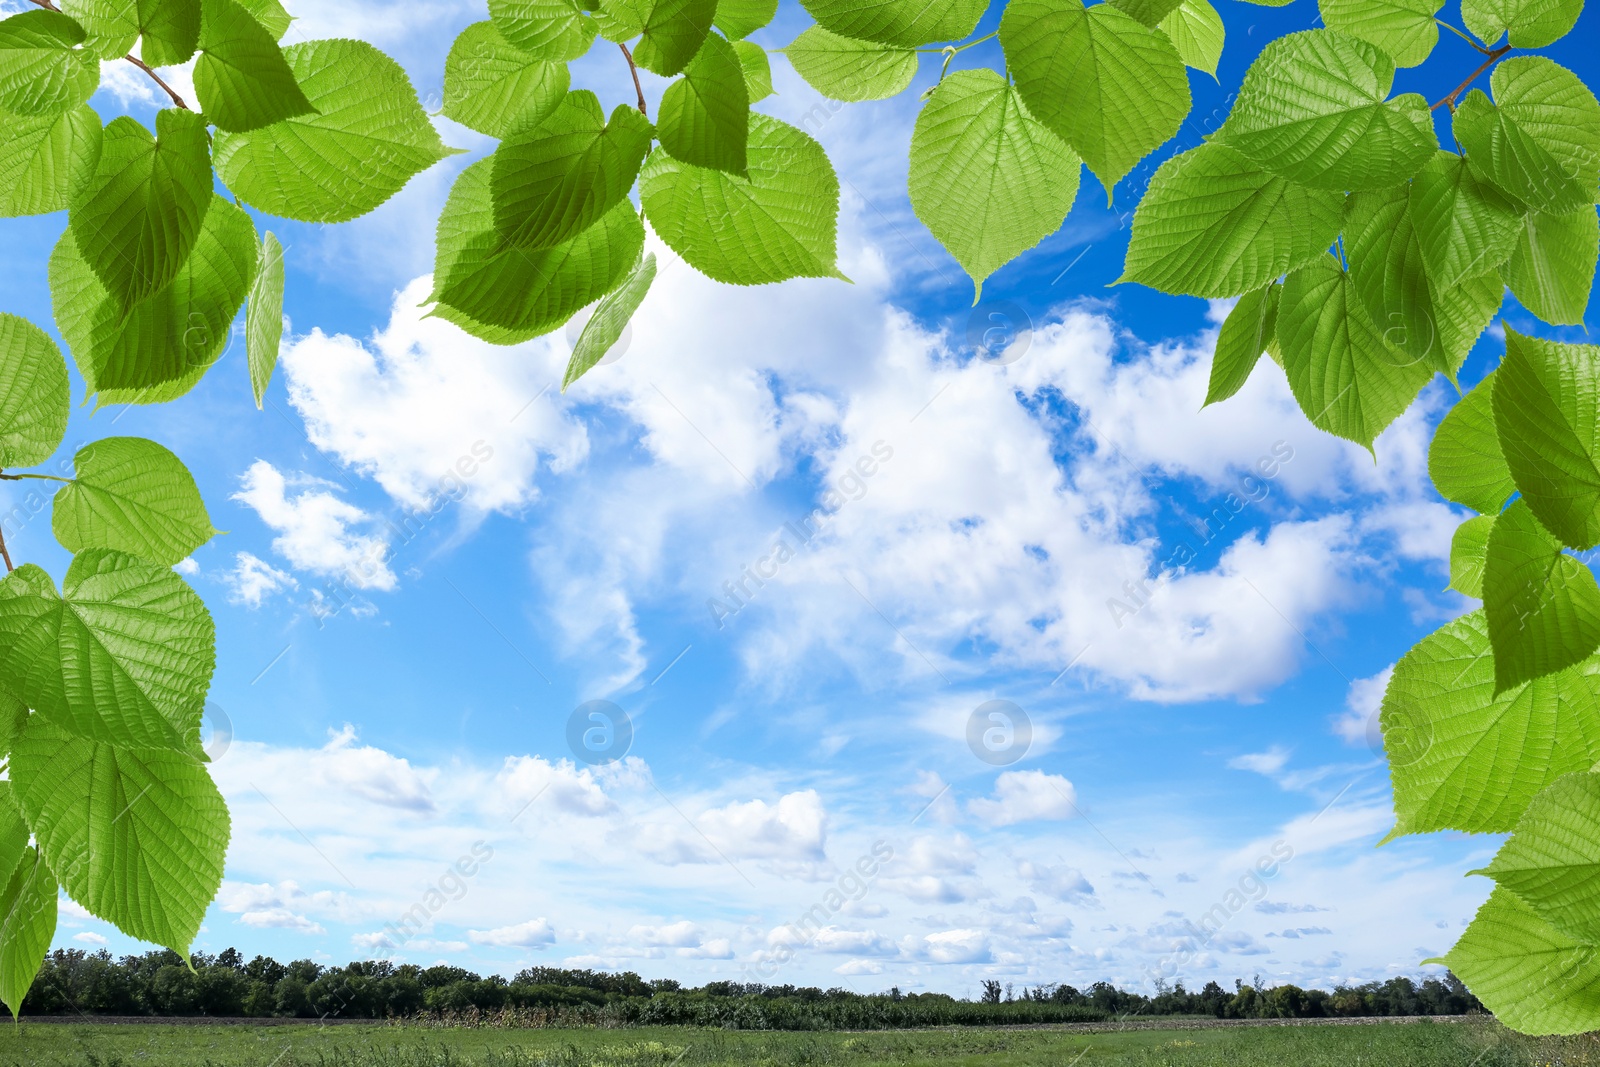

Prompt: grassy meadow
[{"left": 3, "top": 1018, "right": 1596, "bottom": 1067}]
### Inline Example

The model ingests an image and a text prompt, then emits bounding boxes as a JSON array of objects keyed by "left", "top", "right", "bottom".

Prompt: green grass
[{"left": 0, "top": 1019, "right": 1594, "bottom": 1067}]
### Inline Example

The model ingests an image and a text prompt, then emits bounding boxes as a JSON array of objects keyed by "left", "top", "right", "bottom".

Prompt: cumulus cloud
[
  {"left": 1016, "top": 860, "right": 1096, "bottom": 903},
  {"left": 968, "top": 771, "right": 1078, "bottom": 827},
  {"left": 468, "top": 918, "right": 556, "bottom": 948},
  {"left": 233, "top": 461, "right": 396, "bottom": 591},
  {"left": 224, "top": 551, "right": 298, "bottom": 607},
  {"left": 1333, "top": 667, "right": 1394, "bottom": 748}
]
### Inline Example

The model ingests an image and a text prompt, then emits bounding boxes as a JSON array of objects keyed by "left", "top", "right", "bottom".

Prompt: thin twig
[
  {"left": 27, "top": 0, "right": 190, "bottom": 109},
  {"left": 1432, "top": 46, "right": 1511, "bottom": 111},
  {"left": 618, "top": 41, "right": 647, "bottom": 118},
  {"left": 0, "top": 526, "right": 12, "bottom": 574}
]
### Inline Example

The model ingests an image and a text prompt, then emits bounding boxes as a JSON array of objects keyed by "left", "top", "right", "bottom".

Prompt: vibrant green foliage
[
  {"left": 443, "top": 21, "right": 570, "bottom": 138},
  {"left": 1477, "top": 772, "right": 1600, "bottom": 942},
  {"left": 1317, "top": 0, "right": 1441, "bottom": 68},
  {"left": 801, "top": 0, "right": 986, "bottom": 47},
  {"left": 246, "top": 230, "right": 285, "bottom": 409},
  {"left": 1220, "top": 30, "right": 1436, "bottom": 191},
  {"left": 1428, "top": 371, "right": 1515, "bottom": 515},
  {"left": 565, "top": 251, "right": 658, "bottom": 390},
  {"left": 1206, "top": 284, "right": 1278, "bottom": 406},
  {"left": 1158, "top": 0, "right": 1223, "bottom": 77},
  {"left": 908, "top": 69, "right": 1081, "bottom": 301},
  {"left": 657, "top": 33, "right": 749, "bottom": 176},
  {"left": 213, "top": 38, "right": 454, "bottom": 223},
  {"left": 0, "top": 106, "right": 101, "bottom": 218},
  {"left": 641, "top": 114, "right": 843, "bottom": 285},
  {"left": 1449, "top": 514, "right": 1493, "bottom": 598},
  {"left": 52, "top": 438, "right": 218, "bottom": 566},
  {"left": 1381, "top": 610, "right": 1600, "bottom": 838},
  {"left": 0, "top": 315, "right": 70, "bottom": 470},
  {"left": 1482, "top": 500, "right": 1600, "bottom": 693},
  {"left": 783, "top": 27, "right": 918, "bottom": 102},
  {"left": 193, "top": 0, "right": 315, "bottom": 132},
  {"left": 1121, "top": 142, "right": 1343, "bottom": 298},
  {"left": 1002, "top": 0, "right": 1189, "bottom": 196},
  {"left": 0, "top": 10, "right": 100, "bottom": 118},
  {"left": 63, "top": 0, "right": 200, "bottom": 64}
]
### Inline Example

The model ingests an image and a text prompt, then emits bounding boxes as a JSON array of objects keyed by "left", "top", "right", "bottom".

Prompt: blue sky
[{"left": 3, "top": 0, "right": 1596, "bottom": 996}]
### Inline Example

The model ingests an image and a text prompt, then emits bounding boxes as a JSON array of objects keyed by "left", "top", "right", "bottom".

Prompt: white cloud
[
  {"left": 1334, "top": 667, "right": 1394, "bottom": 748},
  {"left": 642, "top": 790, "right": 829, "bottom": 868},
  {"left": 968, "top": 771, "right": 1078, "bottom": 827},
  {"left": 224, "top": 551, "right": 298, "bottom": 607},
  {"left": 1229, "top": 747, "right": 1293, "bottom": 777},
  {"left": 318, "top": 725, "right": 436, "bottom": 812},
  {"left": 237, "top": 908, "right": 326, "bottom": 934},
  {"left": 281, "top": 279, "right": 588, "bottom": 513},
  {"left": 233, "top": 461, "right": 396, "bottom": 591},
  {"left": 73, "top": 932, "right": 108, "bottom": 945},
  {"left": 1016, "top": 860, "right": 1096, "bottom": 903},
  {"left": 913, "top": 929, "right": 991, "bottom": 965},
  {"left": 468, "top": 918, "right": 556, "bottom": 948}
]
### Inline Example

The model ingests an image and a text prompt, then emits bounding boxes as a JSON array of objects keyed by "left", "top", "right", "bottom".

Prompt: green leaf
[
  {"left": 1344, "top": 184, "right": 1442, "bottom": 373},
  {"left": 1383, "top": 609, "right": 1600, "bottom": 837},
  {"left": 491, "top": 93, "right": 654, "bottom": 250},
  {"left": 1408, "top": 150, "right": 1523, "bottom": 289},
  {"left": 213, "top": 38, "right": 456, "bottom": 224},
  {"left": 1494, "top": 328, "right": 1600, "bottom": 549},
  {"left": 0, "top": 104, "right": 101, "bottom": 218},
  {"left": 0, "top": 698, "right": 26, "bottom": 765},
  {"left": 1433, "top": 267, "right": 1504, "bottom": 378},
  {"left": 432, "top": 160, "right": 647, "bottom": 339},
  {"left": 60, "top": 0, "right": 200, "bottom": 64},
  {"left": 194, "top": 0, "right": 315, "bottom": 133},
  {"left": 1317, "top": 0, "right": 1441, "bottom": 68},
  {"left": 783, "top": 26, "right": 917, "bottom": 102},
  {"left": 1002, "top": 0, "right": 1189, "bottom": 197},
  {"left": 1453, "top": 59, "right": 1600, "bottom": 215},
  {"left": 0, "top": 314, "right": 70, "bottom": 469},
  {"left": 0, "top": 551, "right": 214, "bottom": 752},
  {"left": 732, "top": 40, "right": 773, "bottom": 103},
  {"left": 1158, "top": 0, "right": 1224, "bottom": 78},
  {"left": 641, "top": 113, "right": 844, "bottom": 285},
  {"left": 246, "top": 230, "right": 284, "bottom": 409},
  {"left": 1450, "top": 514, "right": 1494, "bottom": 598},
  {"left": 1430, "top": 370, "right": 1516, "bottom": 515},
  {"left": 715, "top": 0, "right": 777, "bottom": 39},
  {"left": 487, "top": 0, "right": 597, "bottom": 59},
  {"left": 1484, "top": 498, "right": 1600, "bottom": 691},
  {"left": 53, "top": 438, "right": 218, "bottom": 566},
  {"left": 565, "top": 251, "right": 657, "bottom": 391},
  {"left": 1507, "top": 207, "right": 1599, "bottom": 327},
  {"left": 659, "top": 33, "right": 750, "bottom": 176},
  {"left": 800, "top": 0, "right": 987, "bottom": 46},
  {"left": 1218, "top": 29, "right": 1436, "bottom": 191},
  {"left": 236, "top": 0, "right": 290, "bottom": 38},
  {"left": 0, "top": 10, "right": 99, "bottom": 117},
  {"left": 1276, "top": 254, "right": 1434, "bottom": 448},
  {"left": 1478, "top": 772, "right": 1600, "bottom": 942},
  {"left": 1206, "top": 283, "right": 1279, "bottom": 406},
  {"left": 12, "top": 718, "right": 228, "bottom": 956},
  {"left": 442, "top": 20, "right": 570, "bottom": 139},
  {"left": 1118, "top": 141, "right": 1343, "bottom": 299},
  {"left": 1435, "top": 886, "right": 1600, "bottom": 1035},
  {"left": 1462, "top": 0, "right": 1583, "bottom": 47},
  {"left": 631, "top": 0, "right": 719, "bottom": 76},
  {"left": 1110, "top": 0, "right": 1184, "bottom": 25},
  {"left": 69, "top": 110, "right": 213, "bottom": 314},
  {"left": 909, "top": 68, "right": 1081, "bottom": 302},
  {"left": 0, "top": 788, "right": 27, "bottom": 896},
  {"left": 0, "top": 844, "right": 57, "bottom": 1022},
  {"left": 52, "top": 195, "right": 259, "bottom": 404}
]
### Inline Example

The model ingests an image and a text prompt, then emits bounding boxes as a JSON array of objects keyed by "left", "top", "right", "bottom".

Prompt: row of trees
[{"left": 21, "top": 949, "right": 1481, "bottom": 1025}]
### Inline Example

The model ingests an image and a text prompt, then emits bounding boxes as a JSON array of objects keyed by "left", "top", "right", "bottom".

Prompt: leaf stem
[
  {"left": 26, "top": 0, "right": 191, "bottom": 109},
  {"left": 1434, "top": 18, "right": 1493, "bottom": 54},
  {"left": 0, "top": 473, "right": 72, "bottom": 483},
  {"left": 918, "top": 29, "right": 999, "bottom": 54},
  {"left": 618, "top": 42, "right": 647, "bottom": 118},
  {"left": 1431, "top": 45, "right": 1511, "bottom": 111},
  {"left": 0, "top": 527, "right": 11, "bottom": 574}
]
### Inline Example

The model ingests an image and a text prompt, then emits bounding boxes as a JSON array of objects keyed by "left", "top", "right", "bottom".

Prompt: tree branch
[
  {"left": 618, "top": 41, "right": 647, "bottom": 118},
  {"left": 1432, "top": 46, "right": 1511, "bottom": 111},
  {"left": 0, "top": 521, "right": 13, "bottom": 574},
  {"left": 28, "top": 0, "right": 191, "bottom": 109}
]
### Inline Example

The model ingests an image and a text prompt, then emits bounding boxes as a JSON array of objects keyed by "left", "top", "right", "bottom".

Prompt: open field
[{"left": 3, "top": 1018, "right": 1597, "bottom": 1067}]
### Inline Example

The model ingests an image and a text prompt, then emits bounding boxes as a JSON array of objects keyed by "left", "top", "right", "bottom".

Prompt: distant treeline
[{"left": 22, "top": 949, "right": 1484, "bottom": 1027}]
